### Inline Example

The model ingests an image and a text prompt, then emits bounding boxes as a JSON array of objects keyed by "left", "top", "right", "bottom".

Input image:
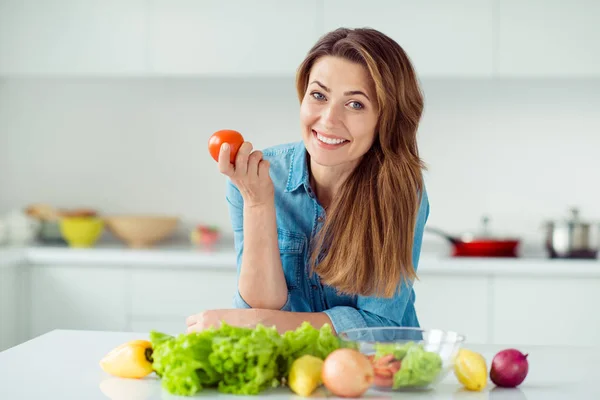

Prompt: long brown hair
[{"left": 296, "top": 28, "right": 426, "bottom": 298}]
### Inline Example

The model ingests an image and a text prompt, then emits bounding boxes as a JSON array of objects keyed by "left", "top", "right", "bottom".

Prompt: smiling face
[{"left": 299, "top": 56, "right": 379, "bottom": 168}]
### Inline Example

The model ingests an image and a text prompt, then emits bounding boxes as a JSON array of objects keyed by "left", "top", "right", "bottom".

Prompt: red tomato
[{"left": 208, "top": 129, "right": 244, "bottom": 164}]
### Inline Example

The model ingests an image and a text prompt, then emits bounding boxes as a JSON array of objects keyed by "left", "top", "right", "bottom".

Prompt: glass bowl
[{"left": 338, "top": 327, "right": 465, "bottom": 392}]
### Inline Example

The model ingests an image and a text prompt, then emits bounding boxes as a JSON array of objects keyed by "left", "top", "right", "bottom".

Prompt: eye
[
  {"left": 348, "top": 101, "right": 364, "bottom": 110},
  {"left": 311, "top": 91, "right": 326, "bottom": 101}
]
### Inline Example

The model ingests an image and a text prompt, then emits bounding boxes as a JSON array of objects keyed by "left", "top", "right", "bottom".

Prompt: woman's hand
[
  {"left": 186, "top": 309, "right": 263, "bottom": 333},
  {"left": 219, "top": 142, "right": 274, "bottom": 208},
  {"left": 186, "top": 309, "right": 335, "bottom": 335}
]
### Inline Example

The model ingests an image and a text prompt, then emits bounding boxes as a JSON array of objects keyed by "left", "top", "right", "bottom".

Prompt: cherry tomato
[{"left": 208, "top": 129, "right": 244, "bottom": 164}]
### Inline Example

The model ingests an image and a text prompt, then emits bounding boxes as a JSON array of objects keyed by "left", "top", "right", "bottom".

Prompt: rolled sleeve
[
  {"left": 323, "top": 283, "right": 414, "bottom": 333},
  {"left": 232, "top": 290, "right": 252, "bottom": 309},
  {"left": 324, "top": 187, "right": 430, "bottom": 334},
  {"left": 232, "top": 289, "right": 293, "bottom": 311},
  {"left": 323, "top": 306, "right": 368, "bottom": 334}
]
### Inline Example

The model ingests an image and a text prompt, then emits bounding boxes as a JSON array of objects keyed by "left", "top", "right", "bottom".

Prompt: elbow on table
[{"left": 235, "top": 289, "right": 290, "bottom": 311}]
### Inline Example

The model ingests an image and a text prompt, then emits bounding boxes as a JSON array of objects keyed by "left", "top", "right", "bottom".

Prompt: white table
[{"left": 0, "top": 330, "right": 597, "bottom": 399}]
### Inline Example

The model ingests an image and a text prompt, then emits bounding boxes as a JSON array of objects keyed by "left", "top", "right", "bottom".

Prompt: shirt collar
[{"left": 285, "top": 141, "right": 311, "bottom": 193}]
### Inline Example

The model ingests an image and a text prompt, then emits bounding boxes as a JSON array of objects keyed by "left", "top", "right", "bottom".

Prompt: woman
[{"left": 187, "top": 27, "right": 429, "bottom": 335}]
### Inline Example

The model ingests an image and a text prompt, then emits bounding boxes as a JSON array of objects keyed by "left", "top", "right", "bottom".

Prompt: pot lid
[
  {"left": 459, "top": 215, "right": 518, "bottom": 242},
  {"left": 546, "top": 207, "right": 592, "bottom": 227}
]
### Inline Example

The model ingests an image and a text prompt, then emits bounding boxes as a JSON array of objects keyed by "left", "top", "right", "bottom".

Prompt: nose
[{"left": 321, "top": 103, "right": 341, "bottom": 127}]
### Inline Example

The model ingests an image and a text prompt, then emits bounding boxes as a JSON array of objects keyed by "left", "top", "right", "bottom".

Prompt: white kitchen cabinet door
[
  {"left": 0, "top": 264, "right": 19, "bottom": 351},
  {"left": 492, "top": 277, "right": 600, "bottom": 346},
  {"left": 149, "top": 0, "right": 320, "bottom": 76},
  {"left": 29, "top": 265, "right": 129, "bottom": 338},
  {"left": 497, "top": 0, "right": 600, "bottom": 77},
  {"left": 322, "top": 0, "right": 494, "bottom": 77},
  {"left": 413, "top": 275, "right": 491, "bottom": 344},
  {"left": 130, "top": 267, "right": 238, "bottom": 321},
  {"left": 0, "top": 0, "right": 147, "bottom": 75}
]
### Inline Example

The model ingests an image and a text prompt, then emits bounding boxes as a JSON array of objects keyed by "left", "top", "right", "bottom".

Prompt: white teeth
[{"left": 316, "top": 132, "right": 346, "bottom": 145}]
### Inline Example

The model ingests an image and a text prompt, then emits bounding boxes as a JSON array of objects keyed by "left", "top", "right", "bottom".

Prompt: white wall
[{"left": 1, "top": 77, "right": 599, "bottom": 255}]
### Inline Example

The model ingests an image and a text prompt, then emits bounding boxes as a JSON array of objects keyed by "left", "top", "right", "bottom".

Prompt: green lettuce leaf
[
  {"left": 375, "top": 341, "right": 415, "bottom": 360},
  {"left": 149, "top": 322, "right": 341, "bottom": 396},
  {"left": 149, "top": 331, "right": 174, "bottom": 348},
  {"left": 280, "top": 322, "right": 341, "bottom": 376},
  {"left": 392, "top": 344, "right": 442, "bottom": 388},
  {"left": 209, "top": 324, "right": 283, "bottom": 395},
  {"left": 161, "top": 365, "right": 202, "bottom": 396},
  {"left": 150, "top": 328, "right": 221, "bottom": 393}
]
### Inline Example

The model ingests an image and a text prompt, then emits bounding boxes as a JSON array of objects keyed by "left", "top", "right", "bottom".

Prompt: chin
[{"left": 309, "top": 152, "right": 345, "bottom": 167}]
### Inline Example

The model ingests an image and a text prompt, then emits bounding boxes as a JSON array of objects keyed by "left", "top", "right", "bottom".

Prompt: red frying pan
[{"left": 425, "top": 225, "right": 521, "bottom": 258}]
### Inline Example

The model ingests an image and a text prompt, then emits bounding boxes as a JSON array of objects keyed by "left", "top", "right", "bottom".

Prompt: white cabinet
[
  {"left": 0, "top": 249, "right": 28, "bottom": 352},
  {"left": 0, "top": 0, "right": 147, "bottom": 75},
  {"left": 492, "top": 277, "right": 600, "bottom": 346},
  {"left": 149, "top": 0, "right": 320, "bottom": 76},
  {"left": 497, "top": 0, "right": 600, "bottom": 77},
  {"left": 414, "top": 275, "right": 490, "bottom": 344},
  {"left": 1, "top": 0, "right": 599, "bottom": 78},
  {"left": 13, "top": 253, "right": 600, "bottom": 348},
  {"left": 0, "top": 263, "right": 20, "bottom": 351},
  {"left": 130, "top": 267, "right": 237, "bottom": 320},
  {"left": 322, "top": 0, "right": 494, "bottom": 77},
  {"left": 29, "top": 265, "right": 129, "bottom": 338},
  {"left": 26, "top": 263, "right": 238, "bottom": 338}
]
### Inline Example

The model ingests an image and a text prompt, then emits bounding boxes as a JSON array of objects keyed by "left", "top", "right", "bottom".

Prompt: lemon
[
  {"left": 288, "top": 355, "right": 324, "bottom": 397},
  {"left": 454, "top": 348, "right": 488, "bottom": 391}
]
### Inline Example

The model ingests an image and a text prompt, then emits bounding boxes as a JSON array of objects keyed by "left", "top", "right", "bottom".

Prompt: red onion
[{"left": 490, "top": 349, "right": 529, "bottom": 387}]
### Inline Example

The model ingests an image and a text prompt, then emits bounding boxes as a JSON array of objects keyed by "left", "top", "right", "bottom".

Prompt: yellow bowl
[{"left": 60, "top": 217, "right": 104, "bottom": 248}]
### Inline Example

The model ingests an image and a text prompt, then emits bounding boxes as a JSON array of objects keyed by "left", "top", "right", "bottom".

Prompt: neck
[{"left": 309, "top": 158, "right": 358, "bottom": 209}]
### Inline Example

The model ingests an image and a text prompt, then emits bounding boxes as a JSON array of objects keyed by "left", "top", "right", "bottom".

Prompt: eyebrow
[{"left": 310, "top": 80, "right": 370, "bottom": 101}]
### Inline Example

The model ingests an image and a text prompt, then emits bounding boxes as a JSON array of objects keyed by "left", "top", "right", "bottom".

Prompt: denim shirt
[{"left": 226, "top": 140, "right": 430, "bottom": 335}]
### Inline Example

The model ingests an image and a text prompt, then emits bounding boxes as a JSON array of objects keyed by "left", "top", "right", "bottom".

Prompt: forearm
[
  {"left": 258, "top": 309, "right": 335, "bottom": 335},
  {"left": 238, "top": 202, "right": 288, "bottom": 309}
]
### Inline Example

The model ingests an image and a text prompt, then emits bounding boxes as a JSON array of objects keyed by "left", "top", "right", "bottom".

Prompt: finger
[
  {"left": 258, "top": 159, "right": 270, "bottom": 179},
  {"left": 186, "top": 315, "right": 198, "bottom": 327},
  {"left": 247, "top": 150, "right": 263, "bottom": 177},
  {"left": 218, "top": 143, "right": 234, "bottom": 176},
  {"left": 234, "top": 142, "right": 253, "bottom": 176},
  {"left": 186, "top": 320, "right": 218, "bottom": 334}
]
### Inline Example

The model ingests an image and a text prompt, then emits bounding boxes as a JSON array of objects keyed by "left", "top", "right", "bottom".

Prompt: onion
[
  {"left": 490, "top": 349, "right": 529, "bottom": 387},
  {"left": 322, "top": 348, "right": 374, "bottom": 397}
]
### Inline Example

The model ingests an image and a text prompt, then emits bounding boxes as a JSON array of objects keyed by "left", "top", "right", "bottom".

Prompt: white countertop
[
  {"left": 0, "top": 329, "right": 597, "bottom": 399},
  {"left": 2, "top": 242, "right": 600, "bottom": 277}
]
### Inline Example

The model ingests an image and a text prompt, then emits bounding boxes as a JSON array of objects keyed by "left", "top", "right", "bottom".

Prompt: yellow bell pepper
[{"left": 100, "top": 339, "right": 154, "bottom": 379}]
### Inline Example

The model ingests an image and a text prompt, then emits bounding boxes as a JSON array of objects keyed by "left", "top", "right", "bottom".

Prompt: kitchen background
[
  {"left": 2, "top": 77, "right": 600, "bottom": 252},
  {"left": 1, "top": 0, "right": 600, "bottom": 352}
]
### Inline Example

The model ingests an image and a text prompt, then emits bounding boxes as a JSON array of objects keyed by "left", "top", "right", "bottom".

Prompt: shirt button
[
  {"left": 312, "top": 284, "right": 318, "bottom": 289},
  {"left": 317, "top": 216, "right": 324, "bottom": 222}
]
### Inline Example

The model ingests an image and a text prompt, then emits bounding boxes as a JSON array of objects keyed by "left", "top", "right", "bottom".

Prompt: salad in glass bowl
[{"left": 338, "top": 327, "right": 465, "bottom": 391}]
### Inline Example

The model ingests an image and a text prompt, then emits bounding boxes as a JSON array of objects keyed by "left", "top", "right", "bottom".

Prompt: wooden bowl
[{"left": 103, "top": 215, "right": 179, "bottom": 248}]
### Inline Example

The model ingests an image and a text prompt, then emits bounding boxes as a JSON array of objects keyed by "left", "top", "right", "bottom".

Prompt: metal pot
[
  {"left": 544, "top": 208, "right": 600, "bottom": 259},
  {"left": 426, "top": 216, "right": 521, "bottom": 258}
]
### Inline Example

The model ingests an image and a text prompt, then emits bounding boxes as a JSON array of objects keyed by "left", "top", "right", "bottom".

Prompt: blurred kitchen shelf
[
  {"left": 3, "top": 240, "right": 238, "bottom": 268},
  {"left": 2, "top": 243, "right": 600, "bottom": 277}
]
